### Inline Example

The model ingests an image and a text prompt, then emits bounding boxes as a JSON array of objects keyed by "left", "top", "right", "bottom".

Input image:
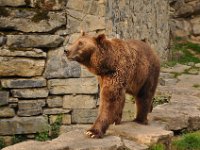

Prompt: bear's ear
[
  {"left": 80, "top": 30, "right": 86, "bottom": 36},
  {"left": 96, "top": 34, "right": 108, "bottom": 50}
]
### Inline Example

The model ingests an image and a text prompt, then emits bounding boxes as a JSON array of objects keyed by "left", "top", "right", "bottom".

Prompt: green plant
[
  {"left": 172, "top": 132, "right": 200, "bottom": 150},
  {"left": 193, "top": 84, "right": 200, "bottom": 88},
  {"left": 0, "top": 137, "right": 5, "bottom": 149},
  {"left": 35, "top": 131, "right": 50, "bottom": 141},
  {"left": 12, "top": 135, "right": 27, "bottom": 144},
  {"left": 150, "top": 143, "right": 165, "bottom": 150},
  {"left": 153, "top": 95, "right": 171, "bottom": 107},
  {"left": 50, "top": 115, "right": 63, "bottom": 139}
]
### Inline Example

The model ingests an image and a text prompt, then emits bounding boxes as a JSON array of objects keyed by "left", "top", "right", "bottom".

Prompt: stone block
[
  {"left": 72, "top": 109, "right": 98, "bottom": 124},
  {"left": 81, "top": 66, "right": 94, "bottom": 77},
  {"left": 0, "top": 107, "right": 15, "bottom": 118},
  {"left": 6, "top": 35, "right": 64, "bottom": 48},
  {"left": 0, "top": 10, "right": 66, "bottom": 32},
  {"left": 0, "top": 48, "right": 46, "bottom": 58},
  {"left": 48, "top": 78, "right": 98, "bottom": 95},
  {"left": 63, "top": 95, "right": 96, "bottom": 109},
  {"left": 0, "top": 57, "right": 45, "bottom": 77},
  {"left": 18, "top": 100, "right": 45, "bottom": 116},
  {"left": 47, "top": 96, "right": 63, "bottom": 108},
  {"left": 0, "top": 36, "right": 6, "bottom": 46},
  {"left": 44, "top": 47, "right": 81, "bottom": 79},
  {"left": 1, "top": 77, "right": 46, "bottom": 88},
  {"left": 11, "top": 88, "right": 49, "bottom": 98},
  {"left": 49, "top": 114, "right": 71, "bottom": 125},
  {"left": 0, "top": 0, "right": 26, "bottom": 6},
  {"left": 0, "top": 91, "right": 9, "bottom": 106},
  {"left": 43, "top": 108, "right": 71, "bottom": 115},
  {"left": 0, "top": 116, "right": 49, "bottom": 135}
]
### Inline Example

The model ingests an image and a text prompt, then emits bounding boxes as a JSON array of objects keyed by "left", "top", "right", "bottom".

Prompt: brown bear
[{"left": 65, "top": 32, "right": 160, "bottom": 138}]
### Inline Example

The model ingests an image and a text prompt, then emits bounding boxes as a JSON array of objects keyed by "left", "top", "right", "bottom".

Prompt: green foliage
[
  {"left": 0, "top": 137, "right": 5, "bottom": 149},
  {"left": 165, "top": 38, "right": 200, "bottom": 67},
  {"left": 172, "top": 132, "right": 200, "bottom": 150},
  {"left": 12, "top": 135, "right": 27, "bottom": 144},
  {"left": 50, "top": 115, "right": 63, "bottom": 139},
  {"left": 150, "top": 143, "right": 165, "bottom": 150},
  {"left": 193, "top": 84, "right": 200, "bottom": 88},
  {"left": 35, "top": 131, "right": 50, "bottom": 141},
  {"left": 153, "top": 95, "right": 171, "bottom": 107}
]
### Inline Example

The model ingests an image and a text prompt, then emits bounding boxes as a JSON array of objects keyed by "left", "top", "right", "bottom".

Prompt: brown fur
[{"left": 65, "top": 32, "right": 160, "bottom": 138}]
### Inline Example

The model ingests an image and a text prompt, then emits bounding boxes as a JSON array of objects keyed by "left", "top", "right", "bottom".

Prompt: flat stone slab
[{"left": 3, "top": 130, "right": 148, "bottom": 150}]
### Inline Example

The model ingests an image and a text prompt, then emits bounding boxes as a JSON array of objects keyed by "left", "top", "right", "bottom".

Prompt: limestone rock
[
  {"left": 0, "top": 0, "right": 26, "bottom": 6},
  {"left": 0, "top": 48, "right": 46, "bottom": 58},
  {"left": 0, "top": 10, "right": 66, "bottom": 33},
  {"left": 18, "top": 100, "right": 45, "bottom": 116},
  {"left": 72, "top": 109, "right": 98, "bottom": 123},
  {"left": 159, "top": 78, "right": 178, "bottom": 86},
  {"left": 43, "top": 108, "right": 71, "bottom": 115},
  {"left": 81, "top": 66, "right": 95, "bottom": 77},
  {"left": 161, "top": 64, "right": 191, "bottom": 73},
  {"left": 48, "top": 78, "right": 98, "bottom": 95},
  {"left": 6, "top": 35, "right": 64, "bottom": 48},
  {"left": 47, "top": 96, "right": 63, "bottom": 108},
  {"left": 29, "top": 0, "right": 67, "bottom": 10},
  {"left": 49, "top": 114, "right": 71, "bottom": 125},
  {"left": 0, "top": 116, "right": 49, "bottom": 135},
  {"left": 0, "top": 36, "right": 6, "bottom": 46},
  {"left": 191, "top": 16, "right": 200, "bottom": 35},
  {"left": 1, "top": 77, "right": 46, "bottom": 88},
  {"left": 108, "top": 122, "right": 173, "bottom": 148},
  {"left": 44, "top": 47, "right": 81, "bottom": 79},
  {"left": 63, "top": 95, "right": 97, "bottom": 109},
  {"left": 0, "top": 91, "right": 9, "bottom": 106},
  {"left": 11, "top": 88, "right": 49, "bottom": 98},
  {"left": 0, "top": 57, "right": 45, "bottom": 77},
  {"left": 0, "top": 107, "right": 15, "bottom": 118}
]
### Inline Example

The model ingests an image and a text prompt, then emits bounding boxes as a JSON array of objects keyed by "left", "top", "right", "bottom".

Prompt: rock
[
  {"left": 2, "top": 130, "right": 127, "bottom": 150},
  {"left": 123, "top": 139, "right": 148, "bottom": 150},
  {"left": 43, "top": 108, "right": 71, "bottom": 115},
  {"left": 195, "top": 63, "right": 200, "bottom": 68},
  {"left": 67, "top": 0, "right": 84, "bottom": 11},
  {"left": 0, "top": 48, "right": 46, "bottom": 58},
  {"left": 8, "top": 97, "right": 18, "bottom": 103},
  {"left": 159, "top": 78, "right": 178, "bottom": 86},
  {"left": 29, "top": 0, "right": 67, "bottom": 10},
  {"left": 191, "top": 16, "right": 200, "bottom": 35},
  {"left": 11, "top": 88, "right": 49, "bottom": 98},
  {"left": 176, "top": 4, "right": 194, "bottom": 17},
  {"left": 81, "top": 66, "right": 95, "bottom": 77},
  {"left": 44, "top": 47, "right": 81, "bottom": 79},
  {"left": 0, "top": 10, "right": 66, "bottom": 33},
  {"left": 0, "top": 0, "right": 26, "bottom": 6},
  {"left": 0, "top": 116, "right": 49, "bottom": 135},
  {"left": 0, "top": 36, "right": 6, "bottom": 46},
  {"left": 0, "top": 57, "right": 45, "bottom": 77},
  {"left": 108, "top": 122, "right": 173, "bottom": 148},
  {"left": 63, "top": 95, "right": 97, "bottom": 109},
  {"left": 0, "top": 136, "right": 13, "bottom": 147},
  {"left": 1, "top": 77, "right": 46, "bottom": 88},
  {"left": 18, "top": 100, "right": 45, "bottom": 116},
  {"left": 0, "top": 91, "right": 9, "bottom": 106},
  {"left": 59, "top": 124, "right": 90, "bottom": 134},
  {"left": 72, "top": 109, "right": 98, "bottom": 123},
  {"left": 47, "top": 96, "right": 63, "bottom": 108},
  {"left": 48, "top": 78, "right": 98, "bottom": 95},
  {"left": 49, "top": 114, "right": 71, "bottom": 125},
  {"left": 6, "top": 35, "right": 64, "bottom": 48},
  {"left": 187, "top": 68, "right": 199, "bottom": 75},
  {"left": 0, "top": 107, "right": 15, "bottom": 118},
  {"left": 161, "top": 64, "right": 191, "bottom": 73}
]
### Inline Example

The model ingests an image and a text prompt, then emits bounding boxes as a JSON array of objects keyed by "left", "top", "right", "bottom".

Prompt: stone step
[{"left": 2, "top": 121, "right": 174, "bottom": 150}]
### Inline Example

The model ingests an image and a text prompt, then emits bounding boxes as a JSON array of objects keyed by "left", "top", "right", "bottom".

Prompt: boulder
[
  {"left": 0, "top": 116, "right": 49, "bottom": 135},
  {"left": 1, "top": 77, "right": 46, "bottom": 88},
  {"left": 48, "top": 78, "right": 98, "bottom": 95},
  {"left": 11, "top": 88, "right": 49, "bottom": 98},
  {"left": 44, "top": 47, "right": 80, "bottom": 79},
  {"left": 0, "top": 57, "right": 45, "bottom": 77},
  {"left": 63, "top": 95, "right": 97, "bottom": 109},
  {"left": 6, "top": 35, "right": 64, "bottom": 48}
]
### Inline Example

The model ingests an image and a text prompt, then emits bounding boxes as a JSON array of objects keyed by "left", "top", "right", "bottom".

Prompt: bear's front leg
[{"left": 85, "top": 80, "right": 125, "bottom": 138}]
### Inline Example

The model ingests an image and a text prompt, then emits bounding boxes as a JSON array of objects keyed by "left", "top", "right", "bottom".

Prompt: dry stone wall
[{"left": 0, "top": 0, "right": 170, "bottom": 144}]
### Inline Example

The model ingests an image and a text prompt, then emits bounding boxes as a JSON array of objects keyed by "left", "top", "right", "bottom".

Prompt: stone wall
[
  {"left": 0, "top": 0, "right": 169, "bottom": 145},
  {"left": 170, "top": 0, "right": 200, "bottom": 42}
]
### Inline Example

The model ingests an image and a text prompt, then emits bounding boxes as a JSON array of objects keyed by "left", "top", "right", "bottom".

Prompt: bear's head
[{"left": 65, "top": 31, "right": 110, "bottom": 64}]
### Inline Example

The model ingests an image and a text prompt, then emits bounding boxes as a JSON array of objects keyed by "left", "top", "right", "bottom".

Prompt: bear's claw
[{"left": 84, "top": 130, "right": 103, "bottom": 138}]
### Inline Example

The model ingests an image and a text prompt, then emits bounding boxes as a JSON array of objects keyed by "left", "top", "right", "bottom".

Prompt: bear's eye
[{"left": 79, "top": 41, "right": 83, "bottom": 47}]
